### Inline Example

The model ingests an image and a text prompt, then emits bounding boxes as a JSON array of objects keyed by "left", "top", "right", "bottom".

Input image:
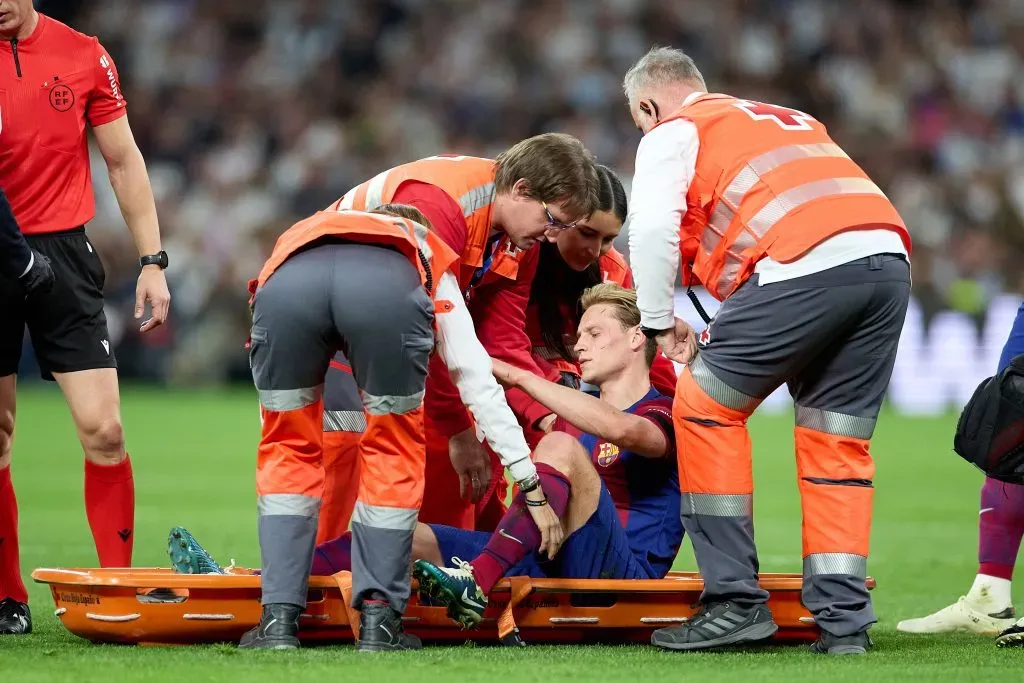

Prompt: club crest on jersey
[{"left": 597, "top": 442, "right": 620, "bottom": 467}]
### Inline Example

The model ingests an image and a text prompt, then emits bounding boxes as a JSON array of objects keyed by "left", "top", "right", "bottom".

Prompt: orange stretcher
[{"left": 31, "top": 568, "right": 875, "bottom": 647}]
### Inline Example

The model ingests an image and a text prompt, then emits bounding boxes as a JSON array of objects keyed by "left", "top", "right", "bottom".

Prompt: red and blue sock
[
  {"left": 311, "top": 530, "right": 352, "bottom": 575},
  {"left": 978, "top": 477, "right": 1024, "bottom": 581},
  {"left": 470, "top": 463, "right": 571, "bottom": 594}
]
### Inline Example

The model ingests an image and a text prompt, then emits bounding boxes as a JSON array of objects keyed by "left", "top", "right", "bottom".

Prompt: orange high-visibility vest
[
  {"left": 326, "top": 155, "right": 526, "bottom": 289},
  {"left": 657, "top": 94, "right": 911, "bottom": 301},
  {"left": 248, "top": 210, "right": 459, "bottom": 313}
]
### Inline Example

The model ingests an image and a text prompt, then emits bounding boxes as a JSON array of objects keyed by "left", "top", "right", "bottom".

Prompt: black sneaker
[
  {"left": 996, "top": 618, "right": 1024, "bottom": 648},
  {"left": 809, "top": 628, "right": 872, "bottom": 655},
  {"left": 651, "top": 602, "right": 777, "bottom": 651},
  {"left": 238, "top": 603, "right": 300, "bottom": 650},
  {"left": 357, "top": 601, "right": 422, "bottom": 652},
  {"left": 0, "top": 599, "right": 31, "bottom": 635}
]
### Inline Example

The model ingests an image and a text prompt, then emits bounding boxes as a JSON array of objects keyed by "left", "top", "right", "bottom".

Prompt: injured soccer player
[{"left": 167, "top": 283, "right": 682, "bottom": 629}]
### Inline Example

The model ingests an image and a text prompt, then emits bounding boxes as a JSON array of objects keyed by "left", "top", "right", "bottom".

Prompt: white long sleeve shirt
[
  {"left": 433, "top": 271, "right": 537, "bottom": 484},
  {"left": 627, "top": 94, "right": 909, "bottom": 330}
]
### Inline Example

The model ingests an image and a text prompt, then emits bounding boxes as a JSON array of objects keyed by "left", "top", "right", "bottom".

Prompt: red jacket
[{"left": 391, "top": 182, "right": 551, "bottom": 436}]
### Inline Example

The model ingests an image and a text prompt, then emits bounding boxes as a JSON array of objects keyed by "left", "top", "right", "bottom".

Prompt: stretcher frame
[{"left": 32, "top": 567, "right": 874, "bottom": 646}]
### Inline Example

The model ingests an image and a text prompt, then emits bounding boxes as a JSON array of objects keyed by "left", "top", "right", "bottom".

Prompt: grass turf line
[{"left": 1, "top": 384, "right": 1021, "bottom": 681}]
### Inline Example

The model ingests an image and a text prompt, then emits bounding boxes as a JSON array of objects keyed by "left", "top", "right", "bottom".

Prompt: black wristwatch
[
  {"left": 640, "top": 326, "right": 670, "bottom": 340},
  {"left": 139, "top": 251, "right": 169, "bottom": 269}
]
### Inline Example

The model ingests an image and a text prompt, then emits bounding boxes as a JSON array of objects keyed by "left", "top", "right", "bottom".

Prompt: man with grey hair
[{"left": 621, "top": 46, "right": 913, "bottom": 656}]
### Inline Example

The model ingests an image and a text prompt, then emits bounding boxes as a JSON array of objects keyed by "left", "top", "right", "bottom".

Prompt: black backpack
[{"left": 953, "top": 354, "right": 1024, "bottom": 484}]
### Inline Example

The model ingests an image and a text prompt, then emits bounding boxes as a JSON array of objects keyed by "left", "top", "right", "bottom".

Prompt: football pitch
[{"left": 1, "top": 384, "right": 1021, "bottom": 681}]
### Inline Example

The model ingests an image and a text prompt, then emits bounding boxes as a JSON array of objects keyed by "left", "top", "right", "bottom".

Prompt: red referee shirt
[{"left": 0, "top": 13, "right": 127, "bottom": 234}]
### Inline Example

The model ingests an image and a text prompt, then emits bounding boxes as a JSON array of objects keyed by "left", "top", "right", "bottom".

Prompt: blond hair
[
  {"left": 623, "top": 46, "right": 706, "bottom": 105},
  {"left": 580, "top": 283, "right": 656, "bottom": 366},
  {"left": 370, "top": 203, "right": 433, "bottom": 229}
]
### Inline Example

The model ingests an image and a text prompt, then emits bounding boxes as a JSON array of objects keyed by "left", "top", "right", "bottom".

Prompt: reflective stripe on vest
[
  {"left": 702, "top": 142, "right": 887, "bottom": 297},
  {"left": 335, "top": 167, "right": 496, "bottom": 220}
]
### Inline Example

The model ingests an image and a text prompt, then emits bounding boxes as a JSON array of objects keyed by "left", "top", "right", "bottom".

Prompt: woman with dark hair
[{"left": 518, "top": 165, "right": 678, "bottom": 437}]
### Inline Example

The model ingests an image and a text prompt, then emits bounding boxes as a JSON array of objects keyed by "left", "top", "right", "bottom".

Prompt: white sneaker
[{"left": 897, "top": 597, "right": 1015, "bottom": 635}]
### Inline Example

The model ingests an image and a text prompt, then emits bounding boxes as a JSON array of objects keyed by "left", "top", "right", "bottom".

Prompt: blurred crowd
[{"left": 28, "top": 0, "right": 1024, "bottom": 384}]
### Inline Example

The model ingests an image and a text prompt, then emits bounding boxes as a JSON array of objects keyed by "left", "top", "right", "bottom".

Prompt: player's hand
[
  {"left": 537, "top": 414, "right": 556, "bottom": 433},
  {"left": 20, "top": 249, "right": 55, "bottom": 298},
  {"left": 449, "top": 428, "right": 492, "bottom": 503},
  {"left": 491, "top": 358, "right": 526, "bottom": 388},
  {"left": 136, "top": 265, "right": 170, "bottom": 333},
  {"left": 656, "top": 318, "right": 698, "bottom": 365},
  {"left": 525, "top": 486, "right": 564, "bottom": 559}
]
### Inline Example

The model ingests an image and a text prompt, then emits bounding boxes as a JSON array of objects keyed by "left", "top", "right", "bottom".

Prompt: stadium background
[{"left": 6, "top": 1, "right": 1024, "bottom": 679}]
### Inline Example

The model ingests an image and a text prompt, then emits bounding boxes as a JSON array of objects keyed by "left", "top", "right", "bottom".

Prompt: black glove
[{"left": 20, "top": 249, "right": 55, "bottom": 297}]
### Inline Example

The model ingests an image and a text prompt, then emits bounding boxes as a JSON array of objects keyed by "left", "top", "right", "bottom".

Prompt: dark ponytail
[{"left": 530, "top": 164, "right": 627, "bottom": 363}]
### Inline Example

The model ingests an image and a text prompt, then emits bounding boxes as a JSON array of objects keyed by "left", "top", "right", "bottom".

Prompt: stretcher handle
[
  {"left": 496, "top": 575, "right": 534, "bottom": 644},
  {"left": 332, "top": 571, "right": 361, "bottom": 641}
]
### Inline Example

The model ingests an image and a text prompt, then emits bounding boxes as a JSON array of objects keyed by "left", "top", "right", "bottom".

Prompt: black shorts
[{"left": 0, "top": 227, "right": 116, "bottom": 381}]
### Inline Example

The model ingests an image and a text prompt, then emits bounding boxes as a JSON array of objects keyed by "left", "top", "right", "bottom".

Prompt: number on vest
[{"left": 734, "top": 99, "right": 815, "bottom": 131}]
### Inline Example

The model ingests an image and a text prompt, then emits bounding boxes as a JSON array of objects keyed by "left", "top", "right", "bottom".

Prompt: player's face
[
  {"left": 574, "top": 304, "right": 641, "bottom": 385},
  {"left": 554, "top": 210, "right": 622, "bottom": 272},
  {"left": 501, "top": 179, "right": 581, "bottom": 251},
  {"left": 0, "top": 0, "right": 31, "bottom": 36}
]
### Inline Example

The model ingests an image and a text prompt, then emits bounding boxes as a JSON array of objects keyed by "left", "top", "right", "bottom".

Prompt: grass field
[{"left": 0, "top": 384, "right": 1021, "bottom": 681}]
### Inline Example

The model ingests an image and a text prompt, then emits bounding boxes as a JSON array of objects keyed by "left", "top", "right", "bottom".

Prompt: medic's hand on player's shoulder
[{"left": 656, "top": 317, "right": 698, "bottom": 365}]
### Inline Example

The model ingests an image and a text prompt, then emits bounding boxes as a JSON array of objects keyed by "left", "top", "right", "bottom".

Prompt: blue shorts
[
  {"left": 429, "top": 486, "right": 658, "bottom": 581},
  {"left": 999, "top": 301, "right": 1024, "bottom": 372}
]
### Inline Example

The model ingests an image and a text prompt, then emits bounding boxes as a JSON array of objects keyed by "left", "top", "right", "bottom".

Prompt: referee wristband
[{"left": 525, "top": 497, "right": 548, "bottom": 507}]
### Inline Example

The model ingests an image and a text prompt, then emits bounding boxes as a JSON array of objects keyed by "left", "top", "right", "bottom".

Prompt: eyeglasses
[{"left": 542, "top": 201, "right": 579, "bottom": 231}]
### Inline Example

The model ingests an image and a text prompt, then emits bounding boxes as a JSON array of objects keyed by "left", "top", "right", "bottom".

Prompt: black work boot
[
  {"left": 0, "top": 599, "right": 31, "bottom": 635},
  {"left": 809, "top": 628, "right": 873, "bottom": 655},
  {"left": 357, "top": 600, "right": 422, "bottom": 652},
  {"left": 238, "top": 603, "right": 300, "bottom": 650}
]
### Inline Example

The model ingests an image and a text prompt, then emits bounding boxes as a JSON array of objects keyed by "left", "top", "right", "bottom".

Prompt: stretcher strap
[
  {"left": 497, "top": 576, "right": 534, "bottom": 642},
  {"left": 332, "top": 571, "right": 361, "bottom": 641}
]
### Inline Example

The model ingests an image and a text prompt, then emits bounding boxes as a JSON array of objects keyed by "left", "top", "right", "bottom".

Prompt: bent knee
[
  {"left": 534, "top": 431, "right": 587, "bottom": 475},
  {"left": 82, "top": 419, "right": 126, "bottom": 463}
]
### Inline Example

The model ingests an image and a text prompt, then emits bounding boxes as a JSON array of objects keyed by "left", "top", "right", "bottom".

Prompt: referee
[{"left": 0, "top": 3, "right": 170, "bottom": 635}]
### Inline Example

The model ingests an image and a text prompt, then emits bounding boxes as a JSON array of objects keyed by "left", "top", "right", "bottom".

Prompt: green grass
[{"left": 1, "top": 384, "right": 1022, "bottom": 681}]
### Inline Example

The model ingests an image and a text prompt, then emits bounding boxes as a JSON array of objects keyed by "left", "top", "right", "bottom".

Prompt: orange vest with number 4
[{"left": 659, "top": 93, "right": 911, "bottom": 301}]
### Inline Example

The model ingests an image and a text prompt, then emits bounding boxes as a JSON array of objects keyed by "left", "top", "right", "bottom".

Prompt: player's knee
[
  {"left": 533, "top": 431, "right": 585, "bottom": 477},
  {"left": 81, "top": 418, "right": 125, "bottom": 463}
]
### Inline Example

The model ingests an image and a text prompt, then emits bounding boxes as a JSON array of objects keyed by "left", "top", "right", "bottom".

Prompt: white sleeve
[
  {"left": 433, "top": 271, "right": 537, "bottom": 483},
  {"left": 626, "top": 118, "right": 700, "bottom": 331}
]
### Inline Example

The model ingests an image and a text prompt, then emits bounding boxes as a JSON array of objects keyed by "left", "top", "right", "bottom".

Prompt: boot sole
[
  {"left": 652, "top": 620, "right": 778, "bottom": 651},
  {"left": 356, "top": 641, "right": 423, "bottom": 652},
  {"left": 238, "top": 637, "right": 299, "bottom": 650}
]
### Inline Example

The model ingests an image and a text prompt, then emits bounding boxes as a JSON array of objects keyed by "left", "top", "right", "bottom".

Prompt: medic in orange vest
[
  {"left": 622, "top": 47, "right": 912, "bottom": 655},
  {"left": 314, "top": 134, "right": 601, "bottom": 540},
  {"left": 242, "top": 205, "right": 560, "bottom": 652}
]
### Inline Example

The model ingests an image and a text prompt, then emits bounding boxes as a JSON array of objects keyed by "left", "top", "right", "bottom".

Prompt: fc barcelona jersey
[{"left": 576, "top": 388, "right": 682, "bottom": 577}]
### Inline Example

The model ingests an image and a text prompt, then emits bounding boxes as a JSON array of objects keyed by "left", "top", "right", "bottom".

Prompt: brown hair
[
  {"left": 370, "top": 203, "right": 433, "bottom": 229},
  {"left": 580, "top": 283, "right": 657, "bottom": 366},
  {"left": 494, "top": 133, "right": 601, "bottom": 220}
]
